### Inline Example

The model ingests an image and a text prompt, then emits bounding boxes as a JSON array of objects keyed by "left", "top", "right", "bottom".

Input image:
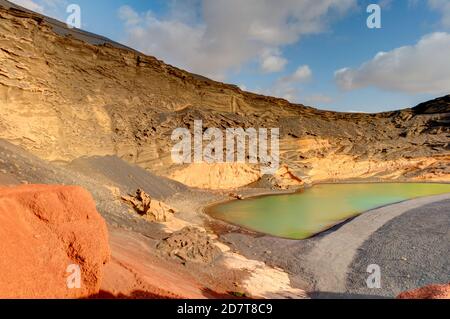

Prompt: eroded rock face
[
  {"left": 169, "top": 163, "right": 262, "bottom": 189},
  {"left": 0, "top": 4, "right": 448, "bottom": 187},
  {"left": 122, "top": 188, "right": 175, "bottom": 222},
  {"left": 0, "top": 185, "right": 110, "bottom": 299},
  {"left": 271, "top": 165, "right": 305, "bottom": 189},
  {"left": 397, "top": 283, "right": 450, "bottom": 299}
]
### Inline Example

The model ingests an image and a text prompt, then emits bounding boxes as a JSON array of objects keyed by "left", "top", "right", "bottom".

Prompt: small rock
[{"left": 228, "top": 192, "right": 243, "bottom": 200}]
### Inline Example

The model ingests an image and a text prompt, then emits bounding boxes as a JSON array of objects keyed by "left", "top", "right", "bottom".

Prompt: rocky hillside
[{"left": 0, "top": 2, "right": 448, "bottom": 188}]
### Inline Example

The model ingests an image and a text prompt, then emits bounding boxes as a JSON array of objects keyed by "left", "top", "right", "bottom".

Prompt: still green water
[{"left": 208, "top": 183, "right": 450, "bottom": 239}]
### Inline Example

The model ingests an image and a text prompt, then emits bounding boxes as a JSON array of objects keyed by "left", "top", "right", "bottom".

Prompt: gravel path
[{"left": 345, "top": 198, "right": 450, "bottom": 298}]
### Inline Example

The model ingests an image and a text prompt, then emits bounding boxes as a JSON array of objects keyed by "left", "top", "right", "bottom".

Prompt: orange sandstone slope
[
  {"left": 0, "top": 185, "right": 110, "bottom": 299},
  {"left": 0, "top": 1, "right": 448, "bottom": 187},
  {"left": 398, "top": 283, "right": 450, "bottom": 299}
]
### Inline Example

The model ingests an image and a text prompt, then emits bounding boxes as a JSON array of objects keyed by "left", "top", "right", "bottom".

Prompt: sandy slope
[
  {"left": 346, "top": 198, "right": 450, "bottom": 298},
  {"left": 99, "top": 227, "right": 217, "bottom": 299}
]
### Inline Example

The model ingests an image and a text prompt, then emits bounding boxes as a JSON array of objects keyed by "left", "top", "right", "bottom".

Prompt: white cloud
[
  {"left": 282, "top": 65, "right": 312, "bottom": 83},
  {"left": 264, "top": 65, "right": 313, "bottom": 102},
  {"left": 119, "top": 0, "right": 356, "bottom": 80},
  {"left": 9, "top": 0, "right": 44, "bottom": 12},
  {"left": 260, "top": 48, "right": 287, "bottom": 73},
  {"left": 118, "top": 5, "right": 141, "bottom": 26},
  {"left": 267, "top": 85, "right": 299, "bottom": 102},
  {"left": 9, "top": 0, "right": 67, "bottom": 19},
  {"left": 335, "top": 32, "right": 450, "bottom": 94},
  {"left": 428, "top": 0, "right": 450, "bottom": 27}
]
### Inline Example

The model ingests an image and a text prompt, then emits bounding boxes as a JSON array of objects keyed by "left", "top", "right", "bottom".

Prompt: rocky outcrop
[
  {"left": 0, "top": 3, "right": 448, "bottom": 188},
  {"left": 270, "top": 165, "right": 305, "bottom": 189},
  {"left": 157, "top": 227, "right": 222, "bottom": 264},
  {"left": 169, "top": 163, "right": 261, "bottom": 189},
  {"left": 303, "top": 154, "right": 450, "bottom": 182},
  {"left": 0, "top": 185, "right": 110, "bottom": 299},
  {"left": 122, "top": 188, "right": 175, "bottom": 222},
  {"left": 397, "top": 283, "right": 450, "bottom": 299}
]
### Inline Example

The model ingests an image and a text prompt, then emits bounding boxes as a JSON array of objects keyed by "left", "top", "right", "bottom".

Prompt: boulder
[
  {"left": 397, "top": 283, "right": 450, "bottom": 299},
  {"left": 270, "top": 165, "right": 304, "bottom": 189},
  {"left": 122, "top": 188, "right": 175, "bottom": 222},
  {"left": 0, "top": 185, "right": 110, "bottom": 298}
]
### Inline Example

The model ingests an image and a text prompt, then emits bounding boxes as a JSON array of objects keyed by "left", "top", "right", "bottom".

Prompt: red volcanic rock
[
  {"left": 0, "top": 185, "right": 110, "bottom": 299},
  {"left": 397, "top": 283, "right": 450, "bottom": 299}
]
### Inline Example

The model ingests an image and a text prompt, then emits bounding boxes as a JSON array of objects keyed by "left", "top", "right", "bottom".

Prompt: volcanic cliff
[
  {"left": 0, "top": 1, "right": 449, "bottom": 189},
  {"left": 0, "top": 0, "right": 449, "bottom": 300}
]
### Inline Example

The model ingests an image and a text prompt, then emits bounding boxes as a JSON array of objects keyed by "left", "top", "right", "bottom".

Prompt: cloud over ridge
[
  {"left": 335, "top": 32, "right": 450, "bottom": 94},
  {"left": 119, "top": 0, "right": 356, "bottom": 80}
]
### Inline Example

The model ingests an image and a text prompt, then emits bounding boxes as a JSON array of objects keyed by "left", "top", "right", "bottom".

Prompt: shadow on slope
[{"left": 68, "top": 155, "right": 188, "bottom": 201}]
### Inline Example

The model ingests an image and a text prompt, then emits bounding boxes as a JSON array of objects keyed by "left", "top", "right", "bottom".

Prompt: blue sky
[{"left": 11, "top": 0, "right": 450, "bottom": 112}]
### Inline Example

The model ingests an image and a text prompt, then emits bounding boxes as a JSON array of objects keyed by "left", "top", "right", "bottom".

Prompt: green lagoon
[{"left": 208, "top": 183, "right": 450, "bottom": 239}]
